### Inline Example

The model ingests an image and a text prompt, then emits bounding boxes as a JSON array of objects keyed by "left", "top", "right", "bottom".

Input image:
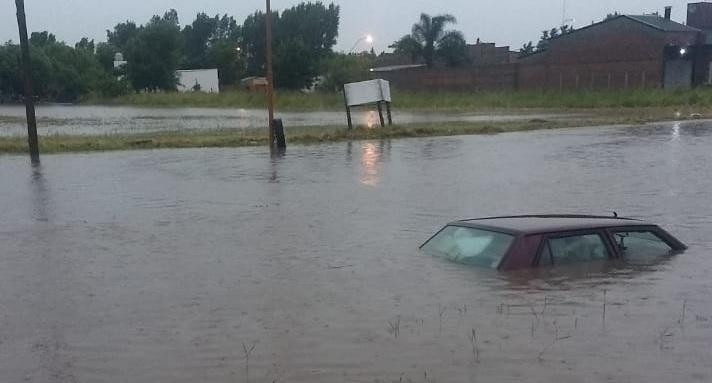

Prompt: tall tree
[
  {"left": 207, "top": 39, "right": 244, "bottom": 86},
  {"left": 391, "top": 13, "right": 463, "bottom": 68},
  {"left": 124, "top": 10, "right": 182, "bottom": 91},
  {"left": 107, "top": 21, "right": 138, "bottom": 51},
  {"left": 241, "top": 10, "right": 272, "bottom": 76},
  {"left": 519, "top": 41, "right": 535, "bottom": 56},
  {"left": 412, "top": 13, "right": 457, "bottom": 68},
  {"left": 437, "top": 31, "right": 468, "bottom": 67},
  {"left": 95, "top": 42, "right": 117, "bottom": 72},
  {"left": 29, "top": 31, "right": 56, "bottom": 47},
  {"left": 182, "top": 13, "right": 217, "bottom": 68},
  {"left": 389, "top": 35, "right": 422, "bottom": 63},
  {"left": 75, "top": 37, "right": 95, "bottom": 52},
  {"left": 241, "top": 2, "right": 339, "bottom": 89},
  {"left": 0, "top": 43, "right": 22, "bottom": 98},
  {"left": 535, "top": 25, "right": 574, "bottom": 52},
  {"left": 320, "top": 52, "right": 373, "bottom": 91}
]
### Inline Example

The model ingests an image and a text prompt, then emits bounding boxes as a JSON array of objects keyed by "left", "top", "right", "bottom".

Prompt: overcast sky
[{"left": 1, "top": 0, "right": 693, "bottom": 52}]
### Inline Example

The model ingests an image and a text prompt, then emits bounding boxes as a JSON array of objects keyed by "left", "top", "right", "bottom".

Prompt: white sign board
[{"left": 344, "top": 79, "right": 391, "bottom": 107}]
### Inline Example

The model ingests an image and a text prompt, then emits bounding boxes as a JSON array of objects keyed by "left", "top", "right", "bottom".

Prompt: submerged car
[{"left": 420, "top": 215, "right": 687, "bottom": 270}]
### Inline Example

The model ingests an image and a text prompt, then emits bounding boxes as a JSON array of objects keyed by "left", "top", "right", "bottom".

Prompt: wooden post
[
  {"left": 15, "top": 0, "right": 39, "bottom": 163},
  {"left": 343, "top": 86, "right": 352, "bottom": 129},
  {"left": 376, "top": 101, "right": 385, "bottom": 127},
  {"left": 386, "top": 102, "right": 393, "bottom": 125},
  {"left": 265, "top": 0, "right": 275, "bottom": 149}
]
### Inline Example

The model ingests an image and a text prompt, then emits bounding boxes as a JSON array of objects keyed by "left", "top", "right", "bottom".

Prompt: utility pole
[
  {"left": 15, "top": 0, "right": 40, "bottom": 163},
  {"left": 265, "top": 0, "right": 275, "bottom": 150}
]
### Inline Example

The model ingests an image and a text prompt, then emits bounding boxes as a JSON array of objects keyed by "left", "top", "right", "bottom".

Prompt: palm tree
[
  {"left": 412, "top": 13, "right": 457, "bottom": 68},
  {"left": 390, "top": 13, "right": 461, "bottom": 68}
]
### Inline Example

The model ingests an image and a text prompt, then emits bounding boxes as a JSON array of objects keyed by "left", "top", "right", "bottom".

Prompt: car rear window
[
  {"left": 612, "top": 230, "right": 674, "bottom": 260},
  {"left": 421, "top": 225, "right": 514, "bottom": 268}
]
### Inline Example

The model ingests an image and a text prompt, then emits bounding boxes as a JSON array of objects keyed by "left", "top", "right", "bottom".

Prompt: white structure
[
  {"left": 343, "top": 79, "right": 393, "bottom": 129},
  {"left": 344, "top": 79, "right": 391, "bottom": 107},
  {"left": 113, "top": 52, "right": 127, "bottom": 69},
  {"left": 176, "top": 69, "right": 220, "bottom": 93}
]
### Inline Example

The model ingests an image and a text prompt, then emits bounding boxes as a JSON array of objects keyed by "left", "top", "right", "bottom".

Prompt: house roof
[
  {"left": 624, "top": 15, "right": 701, "bottom": 33},
  {"left": 545, "top": 14, "right": 700, "bottom": 45}
]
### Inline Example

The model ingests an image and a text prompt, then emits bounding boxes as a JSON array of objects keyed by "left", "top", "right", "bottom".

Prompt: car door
[{"left": 535, "top": 230, "right": 616, "bottom": 267}]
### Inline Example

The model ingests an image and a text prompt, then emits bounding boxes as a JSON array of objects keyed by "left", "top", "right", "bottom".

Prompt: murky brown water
[
  {"left": 0, "top": 121, "right": 711, "bottom": 382},
  {"left": 0, "top": 105, "right": 575, "bottom": 136}
]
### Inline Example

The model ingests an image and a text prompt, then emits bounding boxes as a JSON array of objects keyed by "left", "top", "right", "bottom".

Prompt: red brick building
[
  {"left": 373, "top": 3, "right": 712, "bottom": 91},
  {"left": 519, "top": 11, "right": 701, "bottom": 90}
]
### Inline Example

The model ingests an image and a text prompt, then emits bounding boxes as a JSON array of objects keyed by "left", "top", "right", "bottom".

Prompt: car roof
[{"left": 451, "top": 215, "right": 652, "bottom": 235}]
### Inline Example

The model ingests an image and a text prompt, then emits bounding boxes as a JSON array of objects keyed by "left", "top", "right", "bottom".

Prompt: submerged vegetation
[
  {"left": 2, "top": 104, "right": 700, "bottom": 155},
  {"left": 0, "top": 119, "right": 591, "bottom": 154}
]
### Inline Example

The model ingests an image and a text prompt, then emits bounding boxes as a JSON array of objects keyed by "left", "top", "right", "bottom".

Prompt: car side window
[
  {"left": 612, "top": 231, "right": 673, "bottom": 259},
  {"left": 540, "top": 234, "right": 609, "bottom": 266}
]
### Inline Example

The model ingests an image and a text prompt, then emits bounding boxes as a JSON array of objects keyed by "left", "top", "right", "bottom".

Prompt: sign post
[
  {"left": 15, "top": 0, "right": 39, "bottom": 163},
  {"left": 343, "top": 79, "right": 393, "bottom": 129},
  {"left": 265, "top": 0, "right": 275, "bottom": 149}
]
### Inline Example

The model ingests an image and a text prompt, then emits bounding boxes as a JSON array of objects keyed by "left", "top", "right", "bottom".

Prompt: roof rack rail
[{"left": 458, "top": 214, "right": 641, "bottom": 222}]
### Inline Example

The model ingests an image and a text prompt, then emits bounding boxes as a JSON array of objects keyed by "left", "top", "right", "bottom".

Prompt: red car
[{"left": 420, "top": 215, "right": 687, "bottom": 271}]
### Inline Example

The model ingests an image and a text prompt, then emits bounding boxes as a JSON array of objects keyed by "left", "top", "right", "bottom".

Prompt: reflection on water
[
  {"left": 671, "top": 122, "right": 681, "bottom": 141},
  {"left": 0, "top": 122, "right": 711, "bottom": 382},
  {"left": 360, "top": 142, "right": 381, "bottom": 186},
  {"left": 30, "top": 163, "right": 50, "bottom": 222},
  {"left": 364, "top": 110, "right": 379, "bottom": 129}
]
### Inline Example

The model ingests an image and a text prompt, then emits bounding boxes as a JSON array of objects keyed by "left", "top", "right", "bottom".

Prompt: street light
[{"left": 350, "top": 34, "right": 374, "bottom": 53}]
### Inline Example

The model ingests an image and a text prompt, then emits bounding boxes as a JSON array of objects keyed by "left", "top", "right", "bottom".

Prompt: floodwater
[
  {"left": 1, "top": 121, "right": 711, "bottom": 382},
  {"left": 0, "top": 104, "right": 575, "bottom": 136}
]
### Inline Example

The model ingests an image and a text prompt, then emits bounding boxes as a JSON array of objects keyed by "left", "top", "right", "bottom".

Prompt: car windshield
[{"left": 421, "top": 225, "right": 514, "bottom": 268}]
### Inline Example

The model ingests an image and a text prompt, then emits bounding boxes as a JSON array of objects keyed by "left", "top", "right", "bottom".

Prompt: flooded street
[
  {"left": 0, "top": 105, "right": 576, "bottom": 136},
  {"left": 1, "top": 121, "right": 711, "bottom": 382}
]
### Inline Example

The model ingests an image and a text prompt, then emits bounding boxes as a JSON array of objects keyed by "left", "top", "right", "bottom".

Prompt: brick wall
[
  {"left": 688, "top": 2, "right": 712, "bottom": 30},
  {"left": 517, "top": 17, "right": 699, "bottom": 90},
  {"left": 374, "top": 17, "right": 704, "bottom": 92},
  {"left": 375, "top": 65, "right": 518, "bottom": 91}
]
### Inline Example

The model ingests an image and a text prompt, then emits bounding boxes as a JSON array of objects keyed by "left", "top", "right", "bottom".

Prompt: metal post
[
  {"left": 376, "top": 102, "right": 385, "bottom": 127},
  {"left": 15, "top": 0, "right": 39, "bottom": 163},
  {"left": 343, "top": 86, "right": 352, "bottom": 129},
  {"left": 265, "top": 0, "right": 275, "bottom": 149},
  {"left": 385, "top": 102, "right": 393, "bottom": 125}
]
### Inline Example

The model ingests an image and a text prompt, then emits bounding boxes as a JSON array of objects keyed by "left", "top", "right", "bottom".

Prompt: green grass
[{"left": 83, "top": 88, "right": 712, "bottom": 111}]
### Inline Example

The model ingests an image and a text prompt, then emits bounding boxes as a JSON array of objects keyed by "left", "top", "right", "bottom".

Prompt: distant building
[
  {"left": 372, "top": 3, "right": 712, "bottom": 91},
  {"left": 467, "top": 40, "right": 518, "bottom": 66},
  {"left": 176, "top": 69, "right": 220, "bottom": 93},
  {"left": 239, "top": 76, "right": 269, "bottom": 92},
  {"left": 373, "top": 40, "right": 516, "bottom": 68},
  {"left": 113, "top": 52, "right": 127, "bottom": 69},
  {"left": 519, "top": 8, "right": 702, "bottom": 90}
]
